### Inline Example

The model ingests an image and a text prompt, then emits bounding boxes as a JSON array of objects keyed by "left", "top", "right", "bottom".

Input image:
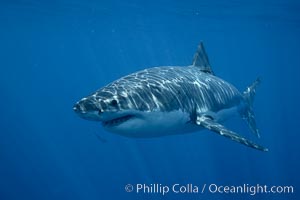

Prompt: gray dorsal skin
[
  {"left": 73, "top": 42, "right": 268, "bottom": 152},
  {"left": 192, "top": 42, "right": 214, "bottom": 75}
]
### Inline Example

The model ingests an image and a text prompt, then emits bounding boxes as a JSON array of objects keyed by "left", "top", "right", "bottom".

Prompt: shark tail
[{"left": 242, "top": 78, "right": 261, "bottom": 138}]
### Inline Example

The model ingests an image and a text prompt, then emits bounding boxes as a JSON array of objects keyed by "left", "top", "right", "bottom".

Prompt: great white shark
[{"left": 73, "top": 42, "right": 268, "bottom": 151}]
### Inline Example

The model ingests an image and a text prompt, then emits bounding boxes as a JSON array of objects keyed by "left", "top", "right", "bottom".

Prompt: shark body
[{"left": 74, "top": 42, "right": 267, "bottom": 151}]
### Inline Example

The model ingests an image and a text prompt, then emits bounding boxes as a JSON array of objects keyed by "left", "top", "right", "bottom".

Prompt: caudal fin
[{"left": 242, "top": 78, "right": 261, "bottom": 138}]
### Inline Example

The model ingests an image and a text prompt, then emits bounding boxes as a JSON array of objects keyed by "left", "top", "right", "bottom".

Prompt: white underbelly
[
  {"left": 105, "top": 110, "right": 200, "bottom": 138},
  {"left": 104, "top": 105, "right": 240, "bottom": 138}
]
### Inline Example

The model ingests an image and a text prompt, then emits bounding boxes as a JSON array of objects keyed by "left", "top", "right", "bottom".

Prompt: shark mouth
[{"left": 102, "top": 114, "right": 135, "bottom": 127}]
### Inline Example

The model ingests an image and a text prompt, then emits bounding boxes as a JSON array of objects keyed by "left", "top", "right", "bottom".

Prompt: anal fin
[{"left": 196, "top": 116, "right": 268, "bottom": 152}]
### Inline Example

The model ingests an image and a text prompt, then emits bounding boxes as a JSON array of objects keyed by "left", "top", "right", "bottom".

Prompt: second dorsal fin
[{"left": 192, "top": 42, "right": 214, "bottom": 75}]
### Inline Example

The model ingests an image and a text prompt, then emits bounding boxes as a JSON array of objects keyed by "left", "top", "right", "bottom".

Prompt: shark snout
[
  {"left": 73, "top": 98, "right": 100, "bottom": 114},
  {"left": 73, "top": 103, "right": 82, "bottom": 113},
  {"left": 73, "top": 98, "right": 103, "bottom": 121}
]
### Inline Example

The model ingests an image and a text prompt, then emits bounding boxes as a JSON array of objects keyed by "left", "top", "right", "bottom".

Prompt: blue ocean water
[{"left": 0, "top": 0, "right": 299, "bottom": 199}]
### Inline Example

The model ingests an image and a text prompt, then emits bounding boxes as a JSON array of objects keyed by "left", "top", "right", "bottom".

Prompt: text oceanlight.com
[{"left": 124, "top": 183, "right": 294, "bottom": 196}]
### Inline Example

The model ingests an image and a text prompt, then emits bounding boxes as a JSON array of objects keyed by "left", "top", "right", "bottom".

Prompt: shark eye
[{"left": 110, "top": 99, "right": 118, "bottom": 107}]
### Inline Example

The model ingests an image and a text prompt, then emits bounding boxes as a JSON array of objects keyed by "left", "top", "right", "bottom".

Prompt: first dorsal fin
[{"left": 192, "top": 42, "right": 214, "bottom": 75}]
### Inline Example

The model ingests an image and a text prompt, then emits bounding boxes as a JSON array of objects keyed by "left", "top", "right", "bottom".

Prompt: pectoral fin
[{"left": 196, "top": 116, "right": 268, "bottom": 152}]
